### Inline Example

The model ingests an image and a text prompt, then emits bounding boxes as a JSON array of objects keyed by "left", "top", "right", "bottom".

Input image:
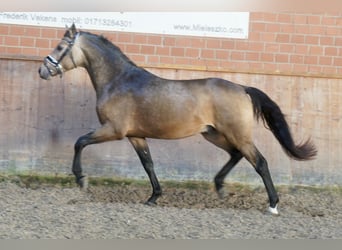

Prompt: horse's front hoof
[
  {"left": 77, "top": 176, "right": 88, "bottom": 191},
  {"left": 144, "top": 200, "right": 157, "bottom": 206},
  {"left": 216, "top": 188, "right": 225, "bottom": 199}
]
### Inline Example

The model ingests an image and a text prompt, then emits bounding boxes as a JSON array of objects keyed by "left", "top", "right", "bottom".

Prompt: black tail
[{"left": 245, "top": 86, "right": 317, "bottom": 160}]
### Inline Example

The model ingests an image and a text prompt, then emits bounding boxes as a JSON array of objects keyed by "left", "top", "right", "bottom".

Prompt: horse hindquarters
[{"left": 208, "top": 86, "right": 280, "bottom": 214}]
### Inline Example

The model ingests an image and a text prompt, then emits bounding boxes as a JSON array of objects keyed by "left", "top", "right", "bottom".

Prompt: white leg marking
[{"left": 267, "top": 204, "right": 279, "bottom": 215}]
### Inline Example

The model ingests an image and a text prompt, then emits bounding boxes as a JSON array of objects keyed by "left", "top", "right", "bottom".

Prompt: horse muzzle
[{"left": 38, "top": 65, "right": 52, "bottom": 80}]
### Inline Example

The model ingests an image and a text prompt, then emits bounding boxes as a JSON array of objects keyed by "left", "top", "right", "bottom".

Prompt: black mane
[{"left": 81, "top": 31, "right": 138, "bottom": 67}]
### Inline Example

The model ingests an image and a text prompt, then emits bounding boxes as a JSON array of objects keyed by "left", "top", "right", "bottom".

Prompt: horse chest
[{"left": 95, "top": 94, "right": 133, "bottom": 124}]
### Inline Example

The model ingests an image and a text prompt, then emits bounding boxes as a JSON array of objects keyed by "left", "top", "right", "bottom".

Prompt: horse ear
[
  {"left": 70, "top": 23, "right": 77, "bottom": 34},
  {"left": 64, "top": 23, "right": 77, "bottom": 39}
]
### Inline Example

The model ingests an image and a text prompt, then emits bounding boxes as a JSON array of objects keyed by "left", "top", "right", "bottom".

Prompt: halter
[{"left": 44, "top": 32, "right": 80, "bottom": 78}]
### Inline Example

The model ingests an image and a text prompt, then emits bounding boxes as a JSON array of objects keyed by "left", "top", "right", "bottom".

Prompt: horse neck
[{"left": 79, "top": 34, "right": 137, "bottom": 96}]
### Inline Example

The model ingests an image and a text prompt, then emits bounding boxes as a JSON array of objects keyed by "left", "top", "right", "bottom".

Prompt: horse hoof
[
  {"left": 144, "top": 200, "right": 157, "bottom": 206},
  {"left": 216, "top": 188, "right": 226, "bottom": 199},
  {"left": 266, "top": 205, "right": 279, "bottom": 215},
  {"left": 78, "top": 176, "right": 88, "bottom": 191}
]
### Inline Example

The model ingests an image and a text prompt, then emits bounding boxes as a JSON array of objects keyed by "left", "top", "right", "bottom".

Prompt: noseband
[{"left": 44, "top": 32, "right": 79, "bottom": 77}]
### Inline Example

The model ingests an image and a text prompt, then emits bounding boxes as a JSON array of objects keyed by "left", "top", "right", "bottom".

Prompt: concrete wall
[
  {"left": 0, "top": 58, "right": 340, "bottom": 185},
  {"left": 0, "top": 12, "right": 341, "bottom": 185}
]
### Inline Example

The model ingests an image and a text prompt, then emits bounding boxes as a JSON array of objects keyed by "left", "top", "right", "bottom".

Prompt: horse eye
[{"left": 57, "top": 45, "right": 63, "bottom": 51}]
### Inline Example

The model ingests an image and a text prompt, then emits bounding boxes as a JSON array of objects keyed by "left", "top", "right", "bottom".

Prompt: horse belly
[
  {"left": 129, "top": 103, "right": 211, "bottom": 139},
  {"left": 131, "top": 115, "right": 208, "bottom": 139}
]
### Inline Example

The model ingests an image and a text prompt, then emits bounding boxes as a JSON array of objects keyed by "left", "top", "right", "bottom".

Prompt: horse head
[{"left": 38, "top": 23, "right": 81, "bottom": 80}]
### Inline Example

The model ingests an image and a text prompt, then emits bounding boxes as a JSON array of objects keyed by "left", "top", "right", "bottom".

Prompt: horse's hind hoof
[
  {"left": 78, "top": 176, "right": 88, "bottom": 191},
  {"left": 266, "top": 205, "right": 279, "bottom": 216}
]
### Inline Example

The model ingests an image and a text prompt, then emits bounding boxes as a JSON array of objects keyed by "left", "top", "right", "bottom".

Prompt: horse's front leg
[
  {"left": 72, "top": 124, "right": 121, "bottom": 189},
  {"left": 128, "top": 137, "right": 162, "bottom": 205},
  {"left": 72, "top": 132, "right": 92, "bottom": 188}
]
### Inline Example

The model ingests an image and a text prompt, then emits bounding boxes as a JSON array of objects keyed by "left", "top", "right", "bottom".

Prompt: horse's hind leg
[
  {"left": 214, "top": 149, "right": 243, "bottom": 198},
  {"left": 202, "top": 129, "right": 243, "bottom": 198},
  {"left": 240, "top": 144, "right": 279, "bottom": 215},
  {"left": 128, "top": 137, "right": 162, "bottom": 205}
]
